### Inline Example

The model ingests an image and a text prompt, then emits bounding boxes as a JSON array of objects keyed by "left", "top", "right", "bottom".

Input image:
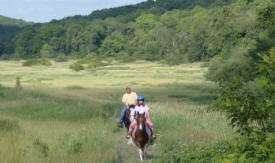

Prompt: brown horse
[{"left": 133, "top": 112, "right": 150, "bottom": 161}]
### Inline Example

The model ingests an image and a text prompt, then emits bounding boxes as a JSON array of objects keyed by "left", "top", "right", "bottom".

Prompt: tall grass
[{"left": 0, "top": 61, "right": 233, "bottom": 162}]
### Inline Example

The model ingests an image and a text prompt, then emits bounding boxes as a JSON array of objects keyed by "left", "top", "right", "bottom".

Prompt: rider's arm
[
  {"left": 134, "top": 93, "right": 138, "bottom": 105},
  {"left": 147, "top": 111, "right": 151, "bottom": 121},
  {"left": 122, "top": 94, "right": 129, "bottom": 108},
  {"left": 124, "top": 102, "right": 129, "bottom": 109}
]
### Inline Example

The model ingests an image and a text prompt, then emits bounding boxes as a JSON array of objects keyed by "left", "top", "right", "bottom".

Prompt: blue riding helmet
[{"left": 137, "top": 95, "right": 145, "bottom": 101}]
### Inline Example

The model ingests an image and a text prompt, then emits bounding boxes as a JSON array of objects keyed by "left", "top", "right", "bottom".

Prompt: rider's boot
[
  {"left": 126, "top": 129, "right": 133, "bottom": 139},
  {"left": 152, "top": 131, "right": 157, "bottom": 140},
  {"left": 118, "top": 121, "right": 123, "bottom": 128}
]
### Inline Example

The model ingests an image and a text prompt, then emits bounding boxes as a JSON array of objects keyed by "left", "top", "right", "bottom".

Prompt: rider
[
  {"left": 118, "top": 87, "right": 138, "bottom": 128},
  {"left": 126, "top": 95, "right": 156, "bottom": 139}
]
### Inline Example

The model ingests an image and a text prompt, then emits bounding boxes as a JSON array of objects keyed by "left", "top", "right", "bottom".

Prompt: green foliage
[
  {"left": 214, "top": 78, "right": 270, "bottom": 134},
  {"left": 157, "top": 133, "right": 275, "bottom": 163},
  {"left": 40, "top": 44, "right": 54, "bottom": 58},
  {"left": 22, "top": 58, "right": 52, "bottom": 67},
  {"left": 99, "top": 32, "right": 126, "bottom": 57},
  {"left": 210, "top": 47, "right": 275, "bottom": 135},
  {"left": 226, "top": 133, "right": 275, "bottom": 162},
  {"left": 69, "top": 62, "right": 84, "bottom": 72},
  {"left": 69, "top": 140, "right": 83, "bottom": 153},
  {"left": 16, "top": 77, "right": 21, "bottom": 88},
  {"left": 54, "top": 53, "right": 68, "bottom": 62},
  {"left": 33, "top": 138, "right": 49, "bottom": 157},
  {"left": 0, "top": 25, "right": 22, "bottom": 56},
  {"left": 0, "top": 119, "right": 19, "bottom": 132},
  {"left": 70, "top": 57, "right": 106, "bottom": 71},
  {"left": 155, "top": 141, "right": 234, "bottom": 163},
  {"left": 136, "top": 14, "right": 156, "bottom": 30},
  {"left": 0, "top": 15, "right": 31, "bottom": 27},
  {"left": 7, "top": 0, "right": 238, "bottom": 63},
  {"left": 0, "top": 84, "right": 3, "bottom": 97}
]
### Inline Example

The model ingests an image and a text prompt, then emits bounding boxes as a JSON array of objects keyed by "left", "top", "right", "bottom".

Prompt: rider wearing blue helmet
[
  {"left": 126, "top": 95, "right": 156, "bottom": 139},
  {"left": 137, "top": 95, "right": 145, "bottom": 101}
]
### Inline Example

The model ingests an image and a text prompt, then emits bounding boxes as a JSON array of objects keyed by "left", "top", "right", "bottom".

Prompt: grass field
[{"left": 0, "top": 60, "right": 233, "bottom": 163}]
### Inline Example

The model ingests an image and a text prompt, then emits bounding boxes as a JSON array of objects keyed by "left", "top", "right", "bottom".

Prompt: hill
[
  {"left": 0, "top": 15, "right": 32, "bottom": 57},
  {"left": 2, "top": 0, "right": 237, "bottom": 59},
  {"left": 0, "top": 15, "right": 32, "bottom": 27}
]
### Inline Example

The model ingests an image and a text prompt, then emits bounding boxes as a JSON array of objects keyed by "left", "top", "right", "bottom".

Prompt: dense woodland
[
  {"left": 1, "top": 0, "right": 237, "bottom": 61},
  {"left": 0, "top": 15, "right": 31, "bottom": 57},
  {"left": 0, "top": 0, "right": 274, "bottom": 162}
]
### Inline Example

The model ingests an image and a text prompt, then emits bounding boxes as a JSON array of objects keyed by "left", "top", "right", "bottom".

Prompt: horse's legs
[
  {"left": 144, "top": 146, "right": 147, "bottom": 159},
  {"left": 139, "top": 148, "right": 143, "bottom": 161}
]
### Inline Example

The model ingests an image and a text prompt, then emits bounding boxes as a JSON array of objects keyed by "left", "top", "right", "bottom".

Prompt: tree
[
  {"left": 99, "top": 32, "right": 127, "bottom": 57},
  {"left": 136, "top": 14, "right": 157, "bottom": 31}
]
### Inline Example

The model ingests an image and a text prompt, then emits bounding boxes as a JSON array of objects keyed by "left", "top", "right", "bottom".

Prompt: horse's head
[
  {"left": 129, "top": 105, "right": 135, "bottom": 109},
  {"left": 125, "top": 105, "right": 136, "bottom": 121},
  {"left": 136, "top": 112, "right": 146, "bottom": 130}
]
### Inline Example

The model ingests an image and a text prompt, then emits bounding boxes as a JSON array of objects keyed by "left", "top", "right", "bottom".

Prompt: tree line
[{"left": 1, "top": 0, "right": 236, "bottom": 62}]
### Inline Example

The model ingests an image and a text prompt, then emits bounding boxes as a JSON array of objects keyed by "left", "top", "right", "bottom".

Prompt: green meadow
[{"left": 0, "top": 61, "right": 233, "bottom": 162}]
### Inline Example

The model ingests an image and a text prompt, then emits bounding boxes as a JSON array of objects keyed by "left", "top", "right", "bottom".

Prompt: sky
[{"left": 0, "top": 0, "right": 146, "bottom": 23}]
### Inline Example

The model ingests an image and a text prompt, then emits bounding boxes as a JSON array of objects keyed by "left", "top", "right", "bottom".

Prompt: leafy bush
[
  {"left": 16, "top": 76, "right": 21, "bottom": 88},
  {"left": 0, "top": 119, "right": 19, "bottom": 132},
  {"left": 157, "top": 134, "right": 275, "bottom": 163},
  {"left": 0, "top": 54, "right": 11, "bottom": 60},
  {"left": 87, "top": 59, "right": 106, "bottom": 69},
  {"left": 225, "top": 133, "right": 275, "bottom": 162},
  {"left": 22, "top": 58, "right": 52, "bottom": 67},
  {"left": 33, "top": 138, "right": 49, "bottom": 157},
  {"left": 69, "top": 62, "right": 84, "bottom": 72},
  {"left": 69, "top": 58, "right": 107, "bottom": 71},
  {"left": 210, "top": 47, "right": 275, "bottom": 134},
  {"left": 155, "top": 141, "right": 234, "bottom": 163},
  {"left": 69, "top": 140, "right": 83, "bottom": 153},
  {"left": 54, "top": 53, "right": 68, "bottom": 62}
]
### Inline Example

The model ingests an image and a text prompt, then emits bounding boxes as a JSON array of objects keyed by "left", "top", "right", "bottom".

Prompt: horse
[
  {"left": 132, "top": 112, "right": 151, "bottom": 161},
  {"left": 123, "top": 105, "right": 135, "bottom": 131}
]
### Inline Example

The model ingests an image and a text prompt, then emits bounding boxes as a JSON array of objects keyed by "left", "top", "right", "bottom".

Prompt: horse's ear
[{"left": 143, "top": 112, "right": 145, "bottom": 116}]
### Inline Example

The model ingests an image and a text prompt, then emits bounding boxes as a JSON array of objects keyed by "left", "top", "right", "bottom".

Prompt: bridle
[{"left": 137, "top": 113, "right": 146, "bottom": 131}]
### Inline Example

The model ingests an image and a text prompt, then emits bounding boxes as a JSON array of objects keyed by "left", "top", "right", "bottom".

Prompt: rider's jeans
[{"left": 120, "top": 107, "right": 126, "bottom": 122}]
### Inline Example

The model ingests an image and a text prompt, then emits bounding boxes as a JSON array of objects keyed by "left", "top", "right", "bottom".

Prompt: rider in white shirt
[{"left": 126, "top": 95, "right": 156, "bottom": 139}]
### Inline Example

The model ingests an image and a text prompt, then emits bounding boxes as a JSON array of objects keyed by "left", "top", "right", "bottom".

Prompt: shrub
[
  {"left": 156, "top": 134, "right": 275, "bottom": 163},
  {"left": 224, "top": 133, "right": 275, "bottom": 162},
  {"left": 33, "top": 138, "right": 49, "bottom": 157},
  {"left": 155, "top": 141, "right": 234, "bottom": 163},
  {"left": 54, "top": 53, "right": 68, "bottom": 62},
  {"left": 69, "top": 140, "right": 83, "bottom": 153},
  {"left": 22, "top": 58, "right": 52, "bottom": 67},
  {"left": 69, "top": 62, "right": 84, "bottom": 72},
  {"left": 0, "top": 54, "right": 11, "bottom": 60},
  {"left": 0, "top": 119, "right": 19, "bottom": 132},
  {"left": 16, "top": 77, "right": 21, "bottom": 88},
  {"left": 87, "top": 59, "right": 106, "bottom": 69}
]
